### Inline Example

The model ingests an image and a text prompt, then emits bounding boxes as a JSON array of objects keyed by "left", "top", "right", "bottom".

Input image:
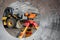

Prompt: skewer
[{"left": 18, "top": 26, "right": 28, "bottom": 38}]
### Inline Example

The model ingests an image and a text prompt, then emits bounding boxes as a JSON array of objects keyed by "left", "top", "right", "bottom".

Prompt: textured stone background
[{"left": 0, "top": 0, "right": 60, "bottom": 19}]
